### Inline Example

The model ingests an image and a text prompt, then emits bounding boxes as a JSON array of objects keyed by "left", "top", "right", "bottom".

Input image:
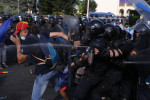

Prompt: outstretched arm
[
  {"left": 49, "top": 32, "right": 68, "bottom": 41},
  {"left": 94, "top": 48, "right": 123, "bottom": 58}
]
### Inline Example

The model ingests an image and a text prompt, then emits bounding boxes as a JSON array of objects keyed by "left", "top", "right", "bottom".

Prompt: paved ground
[{"left": 0, "top": 45, "right": 59, "bottom": 100}]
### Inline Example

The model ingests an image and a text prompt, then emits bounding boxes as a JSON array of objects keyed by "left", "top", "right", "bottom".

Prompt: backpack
[{"left": 27, "top": 32, "right": 59, "bottom": 69}]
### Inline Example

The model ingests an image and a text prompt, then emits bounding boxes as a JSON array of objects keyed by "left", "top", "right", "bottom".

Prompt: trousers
[{"left": 31, "top": 68, "right": 60, "bottom": 100}]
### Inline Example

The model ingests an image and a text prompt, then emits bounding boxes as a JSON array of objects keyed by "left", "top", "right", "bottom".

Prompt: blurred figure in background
[
  {"left": 123, "top": 23, "right": 134, "bottom": 40},
  {"left": 116, "top": 19, "right": 124, "bottom": 30},
  {"left": 0, "top": 18, "right": 8, "bottom": 69}
]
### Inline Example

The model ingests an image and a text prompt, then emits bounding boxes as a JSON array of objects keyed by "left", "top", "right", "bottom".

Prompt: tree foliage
[
  {"left": 19, "top": 0, "right": 35, "bottom": 13},
  {"left": 0, "top": 0, "right": 97, "bottom": 15},
  {"left": 39, "top": 0, "right": 79, "bottom": 15},
  {"left": 78, "top": 0, "right": 97, "bottom": 15},
  {"left": 0, "top": 0, "right": 36, "bottom": 14},
  {"left": 0, "top": 0, "right": 17, "bottom": 14}
]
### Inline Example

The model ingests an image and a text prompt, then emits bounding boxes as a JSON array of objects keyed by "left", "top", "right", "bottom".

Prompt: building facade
[{"left": 95, "top": 0, "right": 135, "bottom": 16}]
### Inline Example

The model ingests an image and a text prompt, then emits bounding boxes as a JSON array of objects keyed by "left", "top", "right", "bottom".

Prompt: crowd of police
[{"left": 0, "top": 12, "right": 150, "bottom": 100}]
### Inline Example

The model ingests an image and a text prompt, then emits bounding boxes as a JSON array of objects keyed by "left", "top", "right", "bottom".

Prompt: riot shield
[
  {"left": 124, "top": 20, "right": 150, "bottom": 64},
  {"left": 63, "top": 15, "right": 80, "bottom": 87}
]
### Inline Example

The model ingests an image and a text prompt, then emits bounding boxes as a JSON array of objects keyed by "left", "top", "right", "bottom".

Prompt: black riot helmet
[
  {"left": 49, "top": 16, "right": 55, "bottom": 21},
  {"left": 37, "top": 17, "right": 46, "bottom": 25},
  {"left": 48, "top": 16, "right": 55, "bottom": 24},
  {"left": 56, "top": 16, "right": 63, "bottom": 24},
  {"left": 103, "top": 24, "right": 117, "bottom": 41},
  {"left": 82, "top": 19, "right": 104, "bottom": 45},
  {"left": 26, "top": 15, "right": 32, "bottom": 22},
  {"left": 86, "top": 19, "right": 104, "bottom": 39},
  {"left": 36, "top": 17, "right": 46, "bottom": 33}
]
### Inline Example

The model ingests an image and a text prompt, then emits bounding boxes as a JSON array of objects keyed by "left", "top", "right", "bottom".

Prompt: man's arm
[
  {"left": 16, "top": 44, "right": 28, "bottom": 64},
  {"left": 49, "top": 32, "right": 68, "bottom": 41},
  {"left": 10, "top": 35, "right": 27, "bottom": 64},
  {"left": 109, "top": 49, "right": 123, "bottom": 57},
  {"left": 95, "top": 48, "right": 122, "bottom": 58},
  {"left": 95, "top": 40, "right": 132, "bottom": 58}
]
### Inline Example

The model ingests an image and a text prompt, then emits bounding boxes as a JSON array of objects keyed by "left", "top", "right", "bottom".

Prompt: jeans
[{"left": 31, "top": 68, "right": 60, "bottom": 100}]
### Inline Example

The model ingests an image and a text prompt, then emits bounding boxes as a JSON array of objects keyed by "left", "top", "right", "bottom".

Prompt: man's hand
[
  {"left": 130, "top": 50, "right": 137, "bottom": 56},
  {"left": 74, "top": 41, "right": 81, "bottom": 49},
  {"left": 10, "top": 35, "right": 21, "bottom": 45},
  {"left": 50, "top": 32, "right": 68, "bottom": 41},
  {"left": 94, "top": 48, "right": 99, "bottom": 55}
]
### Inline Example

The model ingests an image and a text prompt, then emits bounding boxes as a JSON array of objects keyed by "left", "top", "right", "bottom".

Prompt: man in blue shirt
[
  {"left": 10, "top": 21, "right": 68, "bottom": 100},
  {"left": 123, "top": 23, "right": 134, "bottom": 40}
]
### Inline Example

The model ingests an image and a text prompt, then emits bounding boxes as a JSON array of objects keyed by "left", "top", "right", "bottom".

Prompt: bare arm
[
  {"left": 10, "top": 35, "right": 27, "bottom": 64},
  {"left": 49, "top": 32, "right": 68, "bottom": 41},
  {"left": 16, "top": 44, "right": 27, "bottom": 64},
  {"left": 109, "top": 49, "right": 123, "bottom": 57},
  {"left": 94, "top": 48, "right": 123, "bottom": 57}
]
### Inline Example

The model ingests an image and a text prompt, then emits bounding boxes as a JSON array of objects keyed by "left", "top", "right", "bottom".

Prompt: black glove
[{"left": 73, "top": 57, "right": 83, "bottom": 67}]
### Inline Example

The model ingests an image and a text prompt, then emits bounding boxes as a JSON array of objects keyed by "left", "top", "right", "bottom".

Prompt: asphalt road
[{"left": 0, "top": 45, "right": 59, "bottom": 100}]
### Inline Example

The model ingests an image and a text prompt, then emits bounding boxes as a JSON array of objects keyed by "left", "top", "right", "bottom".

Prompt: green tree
[
  {"left": 0, "top": 0, "right": 17, "bottom": 14},
  {"left": 0, "top": 5, "right": 5, "bottom": 14},
  {"left": 0, "top": 0, "right": 36, "bottom": 14},
  {"left": 78, "top": 0, "right": 97, "bottom": 15},
  {"left": 39, "top": 0, "right": 79, "bottom": 15},
  {"left": 19, "top": 0, "right": 35, "bottom": 13},
  {"left": 39, "top": 0, "right": 53, "bottom": 15}
]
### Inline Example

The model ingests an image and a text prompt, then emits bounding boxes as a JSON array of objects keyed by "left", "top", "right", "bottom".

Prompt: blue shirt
[{"left": 21, "top": 36, "right": 51, "bottom": 75}]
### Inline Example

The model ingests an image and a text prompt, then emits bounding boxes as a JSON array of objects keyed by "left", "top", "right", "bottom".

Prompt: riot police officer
[
  {"left": 130, "top": 20, "right": 150, "bottom": 100},
  {"left": 73, "top": 20, "right": 133, "bottom": 100}
]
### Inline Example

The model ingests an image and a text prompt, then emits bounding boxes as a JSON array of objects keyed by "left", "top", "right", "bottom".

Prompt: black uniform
[{"left": 74, "top": 37, "right": 110, "bottom": 100}]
